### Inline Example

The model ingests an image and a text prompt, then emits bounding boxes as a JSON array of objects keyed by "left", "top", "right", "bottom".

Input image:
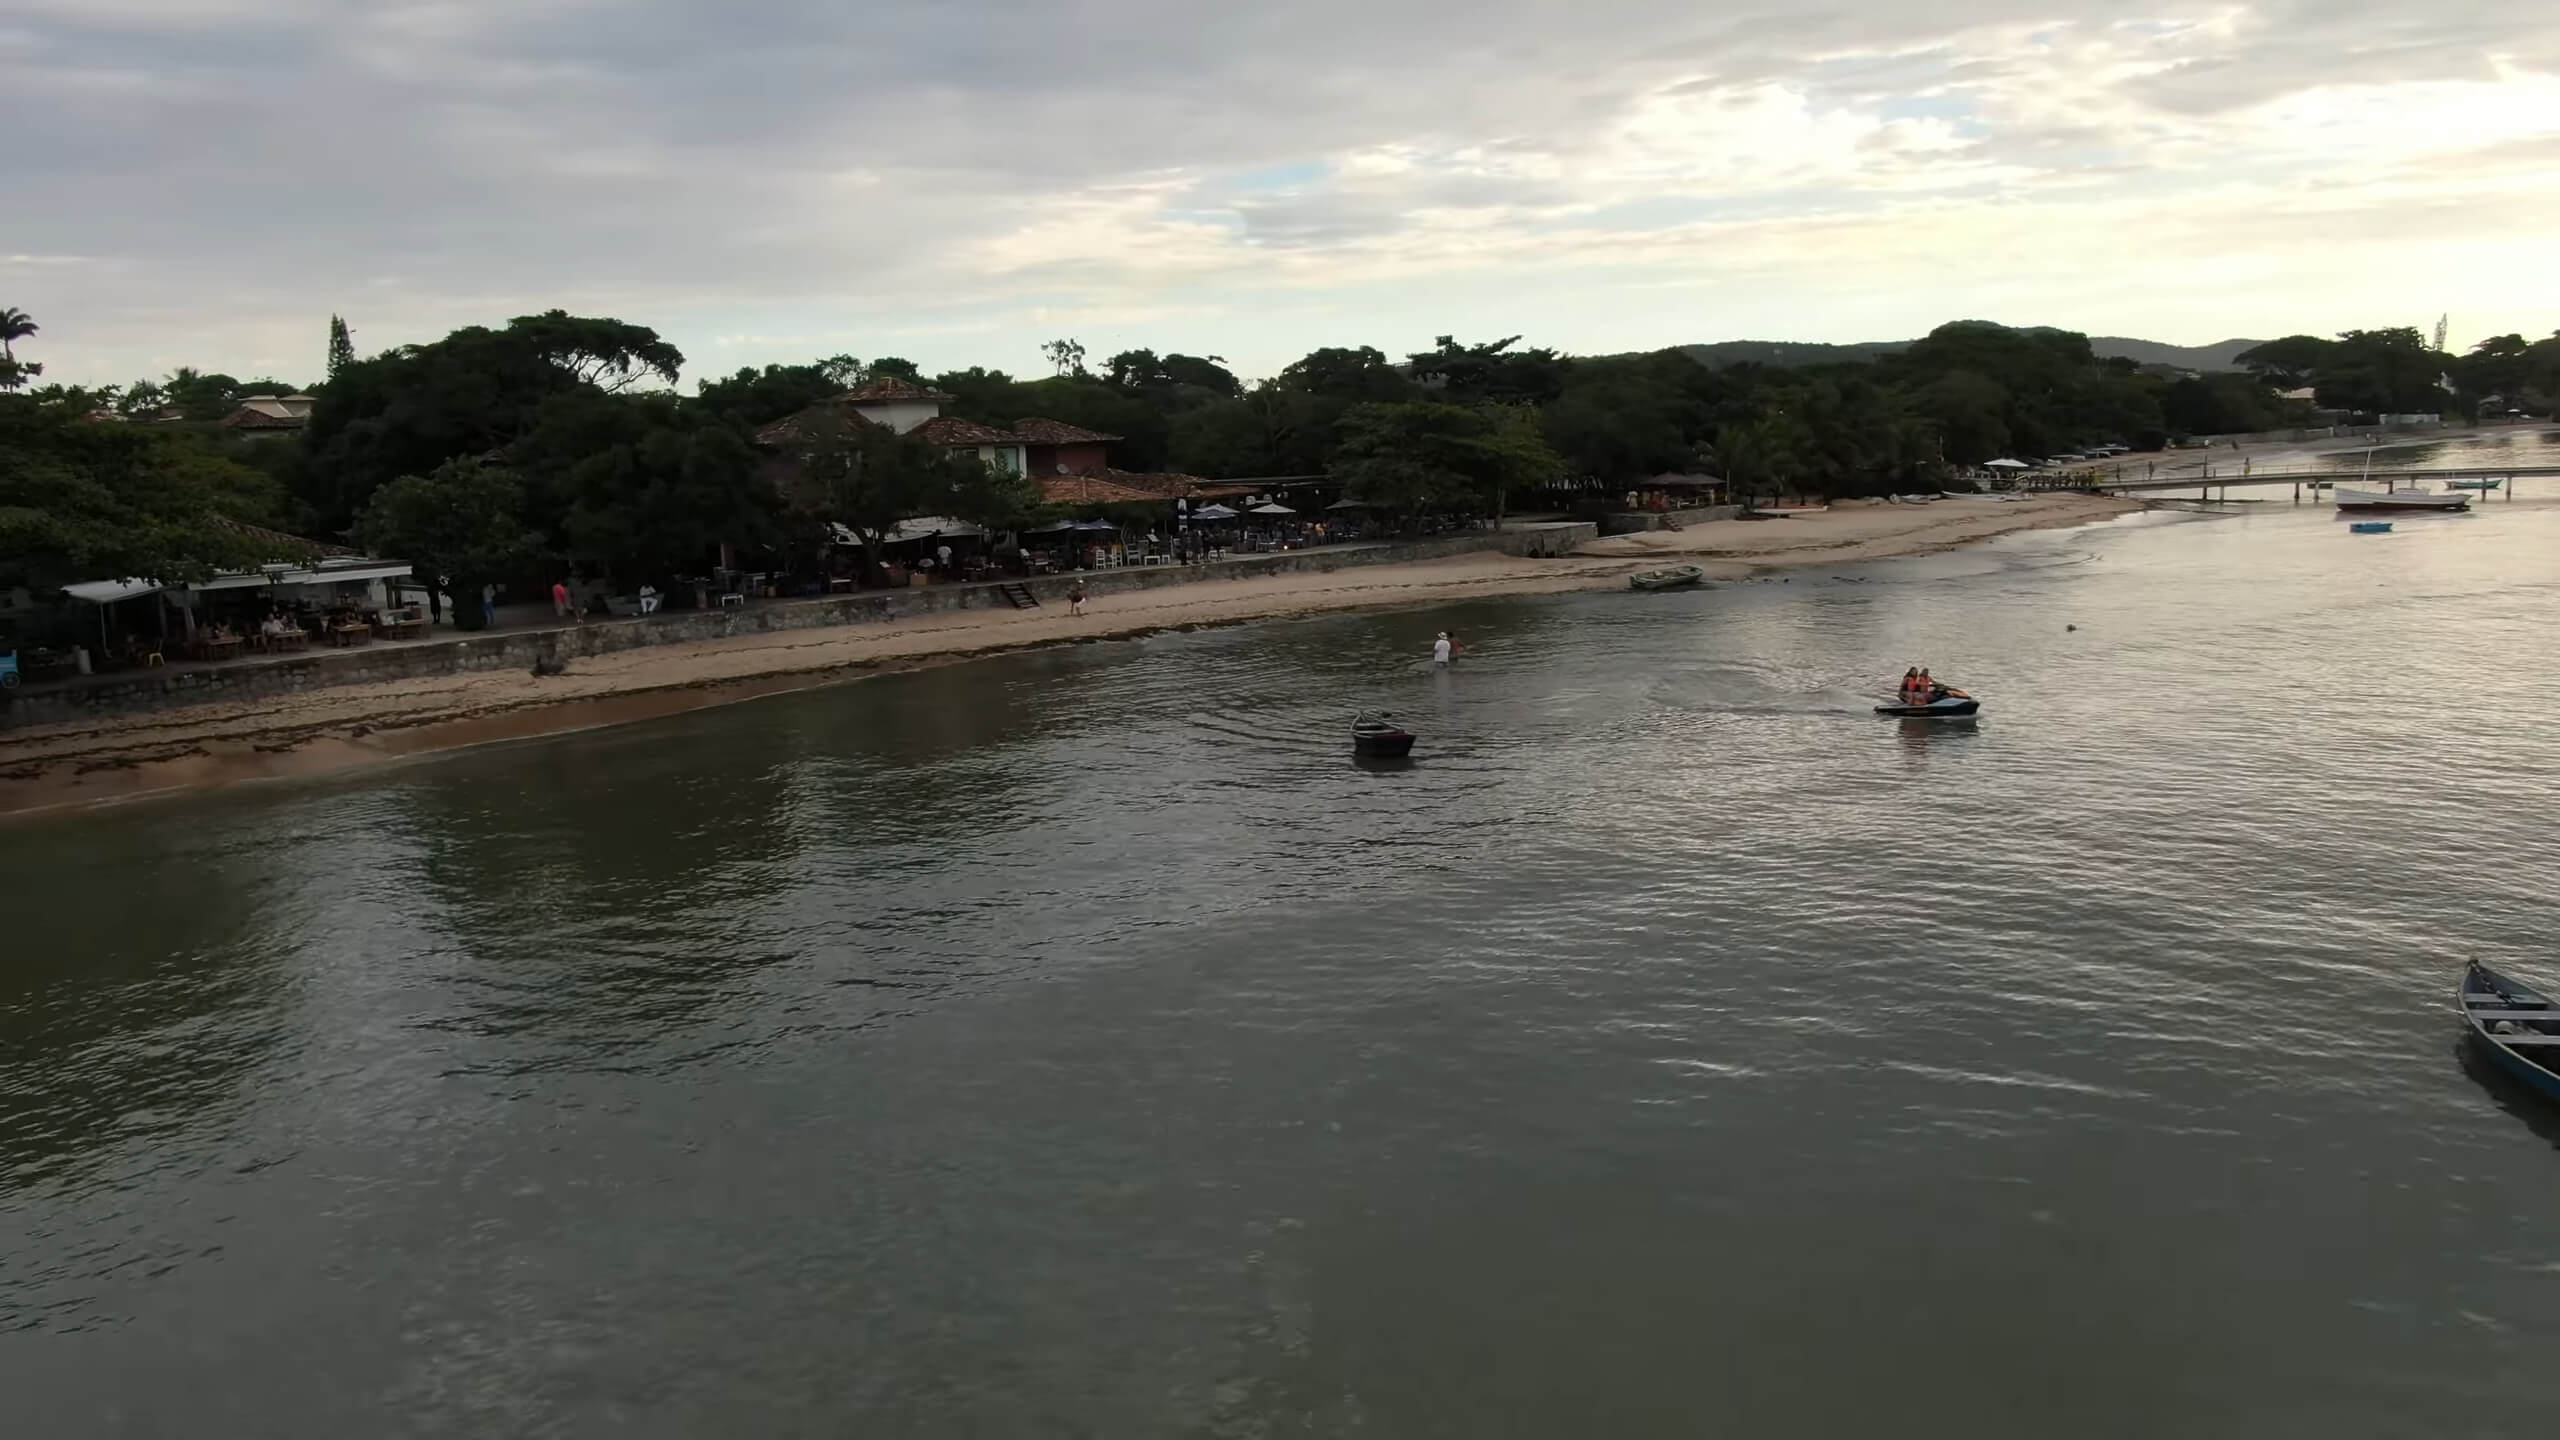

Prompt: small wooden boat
[
  {"left": 1352, "top": 712, "right": 1416, "bottom": 758},
  {"left": 2348, "top": 521, "right": 2393, "bottom": 534},
  {"left": 2335, "top": 484, "right": 2468, "bottom": 512},
  {"left": 2459, "top": 962, "right": 2560, "bottom": 1105},
  {"left": 1629, "top": 565, "right": 1707, "bottom": 592},
  {"left": 1874, "top": 688, "right": 1979, "bottom": 718},
  {"left": 2446, "top": 478, "right": 2502, "bottom": 491}
]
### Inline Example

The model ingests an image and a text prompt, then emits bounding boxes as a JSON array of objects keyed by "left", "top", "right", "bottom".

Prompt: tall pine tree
[{"left": 327, "top": 314, "right": 356, "bottom": 376}]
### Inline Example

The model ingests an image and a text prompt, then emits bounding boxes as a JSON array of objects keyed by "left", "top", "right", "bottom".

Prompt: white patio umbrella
[
  {"left": 1191, "top": 503, "right": 1242, "bottom": 520},
  {"left": 1248, "top": 502, "right": 1296, "bottom": 515},
  {"left": 1983, "top": 458, "right": 2029, "bottom": 470}
]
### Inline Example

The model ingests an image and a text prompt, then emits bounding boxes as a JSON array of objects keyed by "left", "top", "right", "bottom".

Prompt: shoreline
[{"left": 0, "top": 494, "right": 2136, "bottom": 817}]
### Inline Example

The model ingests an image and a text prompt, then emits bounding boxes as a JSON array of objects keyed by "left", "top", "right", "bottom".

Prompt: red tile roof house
[
  {"left": 219, "top": 393, "right": 318, "bottom": 438},
  {"left": 755, "top": 379, "right": 1215, "bottom": 506}
]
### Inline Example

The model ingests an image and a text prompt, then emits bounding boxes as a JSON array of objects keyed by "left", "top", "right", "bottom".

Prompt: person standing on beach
[
  {"left": 1069, "top": 580, "right": 1088, "bottom": 617},
  {"left": 551, "top": 579, "right": 572, "bottom": 620},
  {"left": 1432, "top": 631, "right": 1452, "bottom": 666}
]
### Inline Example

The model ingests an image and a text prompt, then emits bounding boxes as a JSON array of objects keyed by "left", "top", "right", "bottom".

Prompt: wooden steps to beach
[{"left": 998, "top": 583, "right": 1040, "bottom": 610}]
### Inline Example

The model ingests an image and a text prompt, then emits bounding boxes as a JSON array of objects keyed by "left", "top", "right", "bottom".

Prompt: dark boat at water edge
[
  {"left": 1352, "top": 713, "right": 1416, "bottom": 758},
  {"left": 2459, "top": 962, "right": 2560, "bottom": 1106}
]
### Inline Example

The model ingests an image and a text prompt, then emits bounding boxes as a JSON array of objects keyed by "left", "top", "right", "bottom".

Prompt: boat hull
[
  {"left": 1353, "top": 732, "right": 1416, "bottom": 758},
  {"left": 2334, "top": 486, "right": 2468, "bottom": 512},
  {"left": 1874, "top": 698, "right": 1980, "bottom": 718},
  {"left": 1629, "top": 567, "right": 1706, "bottom": 592},
  {"left": 2458, "top": 962, "right": 2560, "bottom": 1106}
]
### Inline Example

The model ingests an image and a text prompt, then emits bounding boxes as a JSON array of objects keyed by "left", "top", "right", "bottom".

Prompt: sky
[{"left": 8, "top": 0, "right": 2560, "bottom": 389}]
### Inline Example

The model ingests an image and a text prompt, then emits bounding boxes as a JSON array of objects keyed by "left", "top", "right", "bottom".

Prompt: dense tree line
[{"left": 7, "top": 300, "right": 2555, "bottom": 618}]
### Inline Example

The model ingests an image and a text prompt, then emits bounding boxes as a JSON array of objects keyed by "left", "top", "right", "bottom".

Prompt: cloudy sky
[{"left": 9, "top": 0, "right": 2559, "bottom": 388}]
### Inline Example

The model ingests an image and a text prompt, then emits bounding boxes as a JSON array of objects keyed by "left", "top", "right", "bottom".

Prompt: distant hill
[{"left": 1676, "top": 328, "right": 2265, "bottom": 373}]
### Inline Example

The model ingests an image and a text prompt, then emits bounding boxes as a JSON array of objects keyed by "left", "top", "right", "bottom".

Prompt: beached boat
[
  {"left": 2348, "top": 521, "right": 2393, "bottom": 534},
  {"left": 1629, "top": 565, "right": 1707, "bottom": 592},
  {"left": 2459, "top": 962, "right": 2560, "bottom": 1106},
  {"left": 1874, "top": 689, "right": 1979, "bottom": 718},
  {"left": 1352, "top": 713, "right": 1416, "bottom": 758},
  {"left": 2446, "top": 478, "right": 2503, "bottom": 491},
  {"left": 2334, "top": 484, "right": 2469, "bottom": 513}
]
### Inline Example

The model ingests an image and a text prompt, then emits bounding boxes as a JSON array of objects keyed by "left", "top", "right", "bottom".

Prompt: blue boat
[
  {"left": 2460, "top": 962, "right": 2560, "bottom": 1106},
  {"left": 2446, "top": 478, "right": 2502, "bottom": 491},
  {"left": 2348, "top": 521, "right": 2393, "bottom": 534}
]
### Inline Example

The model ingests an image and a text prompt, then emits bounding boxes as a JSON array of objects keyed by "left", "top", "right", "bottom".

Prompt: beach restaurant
[{"left": 37, "top": 543, "right": 419, "bottom": 678}]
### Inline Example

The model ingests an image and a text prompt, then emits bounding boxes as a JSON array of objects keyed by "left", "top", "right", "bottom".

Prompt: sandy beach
[{"left": 0, "top": 493, "right": 2134, "bottom": 814}]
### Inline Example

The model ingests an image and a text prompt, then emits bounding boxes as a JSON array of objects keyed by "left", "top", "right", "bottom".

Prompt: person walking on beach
[
  {"left": 1432, "top": 631, "right": 1453, "bottom": 666},
  {"left": 551, "top": 579, "right": 572, "bottom": 621},
  {"left": 1068, "top": 579, "right": 1088, "bottom": 617}
]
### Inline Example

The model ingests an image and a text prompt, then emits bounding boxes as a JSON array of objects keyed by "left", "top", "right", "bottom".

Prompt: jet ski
[{"left": 1875, "top": 687, "right": 1979, "bottom": 718}]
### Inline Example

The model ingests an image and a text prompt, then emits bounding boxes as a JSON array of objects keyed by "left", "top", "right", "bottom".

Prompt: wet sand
[{"left": 0, "top": 494, "right": 2134, "bottom": 815}]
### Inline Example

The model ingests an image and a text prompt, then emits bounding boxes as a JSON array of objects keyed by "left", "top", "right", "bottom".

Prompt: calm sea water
[{"left": 6, "top": 499, "right": 2560, "bottom": 1437}]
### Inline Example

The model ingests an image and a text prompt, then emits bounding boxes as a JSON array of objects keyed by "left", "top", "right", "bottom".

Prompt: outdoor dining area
[
  {"left": 28, "top": 557, "right": 429, "bottom": 682},
  {"left": 816, "top": 492, "right": 1378, "bottom": 590}
]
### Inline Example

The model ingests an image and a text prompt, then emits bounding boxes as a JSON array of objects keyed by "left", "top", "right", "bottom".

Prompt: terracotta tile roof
[
  {"left": 213, "top": 516, "right": 356, "bottom": 558},
  {"left": 913, "top": 415, "right": 1026, "bottom": 446},
  {"left": 1041, "top": 474, "right": 1172, "bottom": 506},
  {"left": 754, "top": 403, "right": 890, "bottom": 447},
  {"left": 1099, "top": 469, "right": 1217, "bottom": 499},
  {"left": 221, "top": 395, "right": 315, "bottom": 430},
  {"left": 1009, "top": 416, "right": 1121, "bottom": 444},
  {"left": 837, "top": 376, "right": 954, "bottom": 405}
]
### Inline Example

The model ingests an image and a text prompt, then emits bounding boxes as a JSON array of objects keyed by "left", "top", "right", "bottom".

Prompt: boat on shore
[
  {"left": 2348, "top": 521, "right": 2393, "bottom": 534},
  {"left": 1875, "top": 689, "right": 1979, "bottom": 718},
  {"left": 2459, "top": 962, "right": 2560, "bottom": 1105},
  {"left": 2446, "top": 478, "right": 2503, "bottom": 491},
  {"left": 1629, "top": 565, "right": 1707, "bottom": 592},
  {"left": 2334, "top": 484, "right": 2469, "bottom": 513},
  {"left": 1352, "top": 713, "right": 1416, "bottom": 758}
]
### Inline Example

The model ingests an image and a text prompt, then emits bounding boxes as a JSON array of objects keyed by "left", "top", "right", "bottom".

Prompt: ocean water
[{"left": 5, "top": 500, "right": 2558, "bottom": 1437}]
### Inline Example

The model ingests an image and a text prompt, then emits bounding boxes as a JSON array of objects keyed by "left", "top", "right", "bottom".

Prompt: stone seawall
[{"left": 3, "top": 525, "right": 1595, "bottom": 728}]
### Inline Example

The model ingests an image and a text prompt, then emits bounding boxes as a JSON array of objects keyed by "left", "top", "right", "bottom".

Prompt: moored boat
[
  {"left": 2458, "top": 962, "right": 2560, "bottom": 1105},
  {"left": 2334, "top": 484, "right": 2468, "bottom": 512},
  {"left": 1629, "top": 565, "right": 1707, "bottom": 592},
  {"left": 1352, "top": 713, "right": 1416, "bottom": 758},
  {"left": 2446, "top": 478, "right": 2502, "bottom": 491},
  {"left": 2348, "top": 521, "right": 2393, "bottom": 534}
]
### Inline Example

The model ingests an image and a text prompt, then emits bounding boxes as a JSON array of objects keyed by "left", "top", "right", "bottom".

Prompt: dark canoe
[
  {"left": 1352, "top": 714, "right": 1416, "bottom": 758},
  {"left": 2460, "top": 962, "right": 2560, "bottom": 1105}
]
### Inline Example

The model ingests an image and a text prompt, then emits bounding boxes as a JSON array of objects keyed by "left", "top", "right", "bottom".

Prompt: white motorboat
[{"left": 2333, "top": 484, "right": 2469, "bottom": 513}]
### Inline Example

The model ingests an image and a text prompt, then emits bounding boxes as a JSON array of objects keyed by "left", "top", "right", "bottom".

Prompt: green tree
[
  {"left": 1041, "top": 338, "right": 1087, "bottom": 378},
  {"left": 328, "top": 315, "right": 356, "bottom": 376},
  {"left": 304, "top": 310, "right": 688, "bottom": 529},
  {"left": 695, "top": 361, "right": 853, "bottom": 427},
  {"left": 353, "top": 459, "right": 538, "bottom": 627},
  {"left": 0, "top": 306, "right": 34, "bottom": 363},
  {"left": 0, "top": 397, "right": 294, "bottom": 591},
  {"left": 1333, "top": 401, "right": 1562, "bottom": 525},
  {"left": 779, "top": 406, "right": 1043, "bottom": 557},
  {"left": 0, "top": 307, "right": 39, "bottom": 392}
]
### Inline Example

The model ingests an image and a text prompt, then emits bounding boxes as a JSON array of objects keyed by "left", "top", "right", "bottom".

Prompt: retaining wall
[{"left": 3, "top": 524, "right": 1595, "bottom": 728}]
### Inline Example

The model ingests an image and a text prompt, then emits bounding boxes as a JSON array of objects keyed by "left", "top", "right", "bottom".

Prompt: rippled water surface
[{"left": 7, "top": 502, "right": 2560, "bottom": 1437}]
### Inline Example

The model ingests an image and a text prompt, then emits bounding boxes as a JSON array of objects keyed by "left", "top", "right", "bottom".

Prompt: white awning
[
  {"left": 190, "top": 562, "right": 413, "bottom": 592},
  {"left": 62, "top": 578, "right": 164, "bottom": 604}
]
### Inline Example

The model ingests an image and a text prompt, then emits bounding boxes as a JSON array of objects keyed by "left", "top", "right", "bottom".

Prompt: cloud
[{"left": 4, "top": 0, "right": 2556, "bottom": 386}]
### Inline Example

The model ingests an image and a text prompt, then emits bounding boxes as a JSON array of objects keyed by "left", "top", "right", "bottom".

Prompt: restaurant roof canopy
[
  {"left": 190, "top": 560, "right": 412, "bottom": 592},
  {"left": 62, "top": 577, "right": 164, "bottom": 604}
]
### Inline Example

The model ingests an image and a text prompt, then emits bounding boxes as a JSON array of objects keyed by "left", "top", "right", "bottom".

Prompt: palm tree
[{"left": 0, "top": 306, "right": 34, "bottom": 362}]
